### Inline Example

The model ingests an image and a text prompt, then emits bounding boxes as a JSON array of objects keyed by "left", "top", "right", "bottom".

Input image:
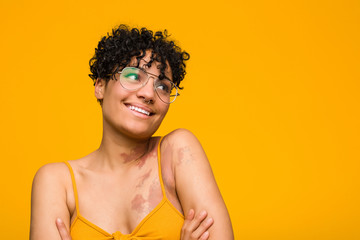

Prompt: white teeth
[{"left": 129, "top": 105, "right": 150, "bottom": 116}]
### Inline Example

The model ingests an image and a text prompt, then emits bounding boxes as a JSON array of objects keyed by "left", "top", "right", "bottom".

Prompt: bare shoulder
[
  {"left": 34, "top": 162, "right": 69, "bottom": 176},
  {"left": 164, "top": 128, "right": 198, "bottom": 143},
  {"left": 33, "top": 162, "right": 70, "bottom": 188},
  {"left": 162, "top": 128, "right": 207, "bottom": 166},
  {"left": 162, "top": 128, "right": 203, "bottom": 153},
  {"left": 31, "top": 162, "right": 72, "bottom": 211},
  {"left": 30, "top": 162, "right": 73, "bottom": 240}
]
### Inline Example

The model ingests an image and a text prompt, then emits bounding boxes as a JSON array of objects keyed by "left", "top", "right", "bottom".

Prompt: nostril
[{"left": 143, "top": 98, "right": 153, "bottom": 104}]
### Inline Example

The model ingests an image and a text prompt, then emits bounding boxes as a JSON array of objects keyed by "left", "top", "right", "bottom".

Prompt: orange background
[{"left": 1, "top": 0, "right": 359, "bottom": 239}]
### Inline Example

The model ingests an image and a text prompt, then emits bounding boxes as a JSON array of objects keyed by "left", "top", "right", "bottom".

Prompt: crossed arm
[{"left": 165, "top": 129, "right": 234, "bottom": 239}]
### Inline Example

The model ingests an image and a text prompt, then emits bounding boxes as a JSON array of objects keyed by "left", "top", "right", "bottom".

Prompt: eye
[
  {"left": 123, "top": 73, "right": 140, "bottom": 81},
  {"left": 121, "top": 67, "right": 143, "bottom": 83},
  {"left": 155, "top": 80, "right": 172, "bottom": 93}
]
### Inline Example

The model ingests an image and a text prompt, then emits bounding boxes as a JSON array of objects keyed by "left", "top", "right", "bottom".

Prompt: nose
[{"left": 136, "top": 76, "right": 156, "bottom": 103}]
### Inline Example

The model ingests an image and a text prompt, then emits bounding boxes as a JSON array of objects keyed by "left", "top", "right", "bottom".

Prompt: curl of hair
[{"left": 89, "top": 25, "right": 190, "bottom": 91}]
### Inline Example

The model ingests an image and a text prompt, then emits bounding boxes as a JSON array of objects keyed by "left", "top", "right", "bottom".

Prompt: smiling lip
[{"left": 125, "top": 103, "right": 154, "bottom": 116}]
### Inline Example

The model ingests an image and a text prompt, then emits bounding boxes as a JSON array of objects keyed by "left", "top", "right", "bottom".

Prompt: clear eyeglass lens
[
  {"left": 154, "top": 79, "right": 177, "bottom": 103},
  {"left": 119, "top": 67, "right": 144, "bottom": 89},
  {"left": 119, "top": 67, "right": 178, "bottom": 104}
]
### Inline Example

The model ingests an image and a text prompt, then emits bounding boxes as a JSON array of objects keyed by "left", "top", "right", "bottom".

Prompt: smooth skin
[{"left": 30, "top": 51, "right": 233, "bottom": 239}]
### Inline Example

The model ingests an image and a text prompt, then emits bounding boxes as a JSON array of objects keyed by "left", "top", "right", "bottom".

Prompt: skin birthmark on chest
[
  {"left": 148, "top": 177, "right": 162, "bottom": 208},
  {"left": 131, "top": 194, "right": 147, "bottom": 214},
  {"left": 135, "top": 169, "right": 152, "bottom": 188},
  {"left": 131, "top": 176, "right": 162, "bottom": 216}
]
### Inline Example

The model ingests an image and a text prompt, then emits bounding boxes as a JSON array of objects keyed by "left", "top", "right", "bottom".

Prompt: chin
[
  {"left": 120, "top": 122, "right": 160, "bottom": 140},
  {"left": 125, "top": 129, "right": 157, "bottom": 140}
]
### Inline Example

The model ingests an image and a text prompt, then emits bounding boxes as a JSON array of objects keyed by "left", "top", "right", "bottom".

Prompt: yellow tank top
[{"left": 64, "top": 138, "right": 184, "bottom": 240}]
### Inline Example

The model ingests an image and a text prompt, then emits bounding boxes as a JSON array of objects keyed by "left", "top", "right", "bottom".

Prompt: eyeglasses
[{"left": 112, "top": 67, "right": 179, "bottom": 104}]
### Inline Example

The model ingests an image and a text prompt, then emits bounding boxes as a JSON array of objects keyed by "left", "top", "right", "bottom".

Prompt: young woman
[{"left": 30, "top": 25, "right": 234, "bottom": 240}]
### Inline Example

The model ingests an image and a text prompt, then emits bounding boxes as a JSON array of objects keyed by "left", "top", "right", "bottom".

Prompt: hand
[
  {"left": 181, "top": 209, "right": 214, "bottom": 240},
  {"left": 55, "top": 218, "right": 72, "bottom": 240}
]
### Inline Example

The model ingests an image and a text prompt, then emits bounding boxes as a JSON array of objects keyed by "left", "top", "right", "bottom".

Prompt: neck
[{"left": 95, "top": 126, "right": 152, "bottom": 170}]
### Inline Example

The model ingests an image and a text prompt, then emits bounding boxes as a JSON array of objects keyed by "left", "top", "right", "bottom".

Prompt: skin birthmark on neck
[
  {"left": 136, "top": 156, "right": 147, "bottom": 169},
  {"left": 120, "top": 143, "right": 150, "bottom": 164},
  {"left": 136, "top": 146, "right": 157, "bottom": 169}
]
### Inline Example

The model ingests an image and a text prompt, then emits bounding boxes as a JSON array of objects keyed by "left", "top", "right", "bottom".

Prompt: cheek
[
  {"left": 153, "top": 106, "right": 169, "bottom": 130},
  {"left": 104, "top": 83, "right": 129, "bottom": 103},
  {"left": 151, "top": 105, "right": 169, "bottom": 130},
  {"left": 101, "top": 89, "right": 124, "bottom": 118},
  {"left": 159, "top": 105, "right": 170, "bottom": 118}
]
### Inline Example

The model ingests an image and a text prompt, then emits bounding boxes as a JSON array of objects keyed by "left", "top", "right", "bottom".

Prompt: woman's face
[{"left": 96, "top": 51, "right": 172, "bottom": 140}]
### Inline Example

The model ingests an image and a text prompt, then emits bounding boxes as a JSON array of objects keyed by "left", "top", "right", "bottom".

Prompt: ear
[{"left": 95, "top": 79, "right": 105, "bottom": 100}]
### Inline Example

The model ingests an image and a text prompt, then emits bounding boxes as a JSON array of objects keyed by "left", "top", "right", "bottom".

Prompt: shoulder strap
[
  {"left": 64, "top": 161, "right": 80, "bottom": 216},
  {"left": 157, "top": 137, "right": 167, "bottom": 198}
]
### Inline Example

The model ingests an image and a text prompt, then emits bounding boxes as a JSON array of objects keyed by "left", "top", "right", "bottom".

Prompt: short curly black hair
[{"left": 89, "top": 24, "right": 190, "bottom": 93}]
